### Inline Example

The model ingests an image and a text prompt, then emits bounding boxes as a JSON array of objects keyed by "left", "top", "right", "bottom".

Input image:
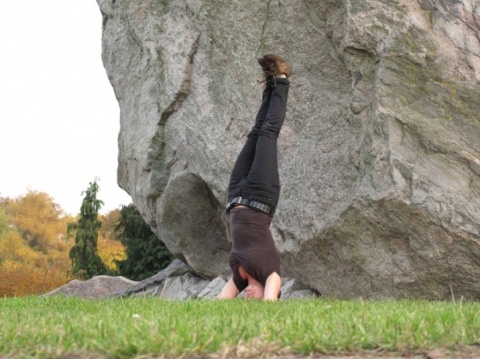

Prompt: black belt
[{"left": 227, "top": 197, "right": 272, "bottom": 214}]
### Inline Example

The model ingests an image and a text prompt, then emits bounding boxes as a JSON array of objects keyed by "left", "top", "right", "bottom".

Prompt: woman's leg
[
  {"left": 227, "top": 86, "right": 273, "bottom": 199},
  {"left": 228, "top": 54, "right": 291, "bottom": 212},
  {"left": 244, "top": 79, "right": 290, "bottom": 209}
]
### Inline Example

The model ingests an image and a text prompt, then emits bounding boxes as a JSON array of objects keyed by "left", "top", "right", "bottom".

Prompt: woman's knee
[{"left": 258, "top": 123, "right": 281, "bottom": 139}]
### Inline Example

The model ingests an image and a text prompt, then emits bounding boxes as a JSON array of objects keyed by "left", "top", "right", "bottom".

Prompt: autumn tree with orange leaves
[
  {"left": 0, "top": 191, "right": 74, "bottom": 296},
  {"left": 0, "top": 187, "right": 129, "bottom": 297}
]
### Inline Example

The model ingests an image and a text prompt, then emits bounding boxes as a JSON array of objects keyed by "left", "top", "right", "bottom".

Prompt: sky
[{"left": 0, "top": 1, "right": 132, "bottom": 215}]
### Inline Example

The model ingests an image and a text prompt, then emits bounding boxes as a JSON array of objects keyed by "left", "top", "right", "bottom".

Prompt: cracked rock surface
[{"left": 98, "top": 0, "right": 480, "bottom": 299}]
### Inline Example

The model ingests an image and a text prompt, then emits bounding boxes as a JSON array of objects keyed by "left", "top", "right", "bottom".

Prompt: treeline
[{"left": 0, "top": 181, "right": 174, "bottom": 297}]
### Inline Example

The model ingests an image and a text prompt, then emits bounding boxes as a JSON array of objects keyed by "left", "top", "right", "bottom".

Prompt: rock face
[{"left": 98, "top": 0, "right": 480, "bottom": 299}]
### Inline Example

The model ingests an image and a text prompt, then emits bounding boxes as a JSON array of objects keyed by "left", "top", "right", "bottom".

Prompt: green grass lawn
[{"left": 1, "top": 296, "right": 479, "bottom": 358}]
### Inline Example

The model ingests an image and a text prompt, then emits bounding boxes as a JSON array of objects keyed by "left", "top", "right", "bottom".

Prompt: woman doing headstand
[{"left": 219, "top": 53, "right": 291, "bottom": 301}]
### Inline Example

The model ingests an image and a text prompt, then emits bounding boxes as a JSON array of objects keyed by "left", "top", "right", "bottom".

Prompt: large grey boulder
[{"left": 98, "top": 0, "right": 480, "bottom": 299}]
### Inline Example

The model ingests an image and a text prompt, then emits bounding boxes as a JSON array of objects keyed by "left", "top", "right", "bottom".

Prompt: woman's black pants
[{"left": 227, "top": 78, "right": 290, "bottom": 217}]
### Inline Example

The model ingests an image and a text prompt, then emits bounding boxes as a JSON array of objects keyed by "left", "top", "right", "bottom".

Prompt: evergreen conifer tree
[
  {"left": 68, "top": 180, "right": 108, "bottom": 279},
  {"left": 115, "top": 204, "right": 174, "bottom": 280}
]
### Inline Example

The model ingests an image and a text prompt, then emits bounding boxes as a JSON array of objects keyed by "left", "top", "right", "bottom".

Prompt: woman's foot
[{"left": 258, "top": 53, "right": 292, "bottom": 82}]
